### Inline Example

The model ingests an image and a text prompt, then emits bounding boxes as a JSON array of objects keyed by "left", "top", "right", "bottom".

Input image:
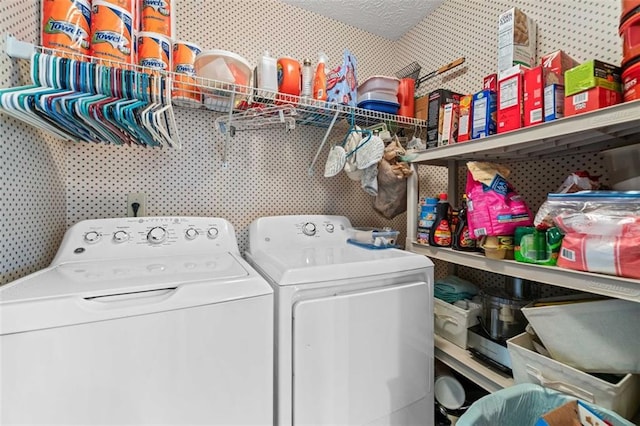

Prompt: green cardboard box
[{"left": 564, "top": 60, "right": 622, "bottom": 96}]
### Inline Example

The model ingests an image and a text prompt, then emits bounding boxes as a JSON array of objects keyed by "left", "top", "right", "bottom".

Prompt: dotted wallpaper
[
  {"left": 1, "top": 0, "right": 67, "bottom": 285},
  {"left": 0, "top": 0, "right": 627, "bottom": 286},
  {"left": 398, "top": 0, "right": 624, "bottom": 294}
]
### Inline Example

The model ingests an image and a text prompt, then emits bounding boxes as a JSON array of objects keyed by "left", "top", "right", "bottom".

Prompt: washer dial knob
[
  {"left": 302, "top": 222, "right": 317, "bottom": 236},
  {"left": 147, "top": 227, "right": 167, "bottom": 244},
  {"left": 325, "top": 223, "right": 335, "bottom": 233},
  {"left": 84, "top": 231, "right": 101, "bottom": 244},
  {"left": 207, "top": 227, "right": 219, "bottom": 239},
  {"left": 113, "top": 230, "right": 129, "bottom": 243},
  {"left": 185, "top": 228, "right": 198, "bottom": 240}
]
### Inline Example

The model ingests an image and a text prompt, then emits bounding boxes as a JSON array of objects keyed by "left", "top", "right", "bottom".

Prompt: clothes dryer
[
  {"left": 1, "top": 217, "right": 273, "bottom": 425},
  {"left": 245, "top": 215, "right": 434, "bottom": 426}
]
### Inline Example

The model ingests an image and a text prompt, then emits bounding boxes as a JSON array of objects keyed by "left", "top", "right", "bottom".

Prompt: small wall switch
[{"left": 127, "top": 192, "right": 147, "bottom": 217}]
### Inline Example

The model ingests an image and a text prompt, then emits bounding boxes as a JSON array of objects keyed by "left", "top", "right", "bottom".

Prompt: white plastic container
[
  {"left": 194, "top": 49, "right": 252, "bottom": 112},
  {"left": 521, "top": 295, "right": 640, "bottom": 374},
  {"left": 257, "top": 50, "right": 278, "bottom": 94},
  {"left": 357, "top": 91, "right": 399, "bottom": 105},
  {"left": 434, "top": 297, "right": 482, "bottom": 349},
  {"left": 507, "top": 332, "right": 640, "bottom": 420},
  {"left": 357, "top": 75, "right": 400, "bottom": 96}
]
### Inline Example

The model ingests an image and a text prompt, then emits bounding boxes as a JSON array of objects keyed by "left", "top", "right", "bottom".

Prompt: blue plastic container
[{"left": 357, "top": 100, "right": 400, "bottom": 114}]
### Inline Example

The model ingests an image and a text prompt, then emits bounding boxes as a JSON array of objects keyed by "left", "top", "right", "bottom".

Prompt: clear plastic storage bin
[{"left": 346, "top": 228, "right": 399, "bottom": 249}]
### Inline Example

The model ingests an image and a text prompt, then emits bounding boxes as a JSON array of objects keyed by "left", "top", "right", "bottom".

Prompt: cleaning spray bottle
[{"left": 313, "top": 52, "right": 328, "bottom": 101}]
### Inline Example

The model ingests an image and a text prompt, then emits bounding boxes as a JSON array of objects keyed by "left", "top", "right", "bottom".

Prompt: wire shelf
[{"left": 5, "top": 36, "right": 426, "bottom": 133}]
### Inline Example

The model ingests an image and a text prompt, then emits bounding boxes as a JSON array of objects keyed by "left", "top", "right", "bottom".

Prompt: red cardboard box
[
  {"left": 540, "top": 50, "right": 579, "bottom": 86},
  {"left": 497, "top": 65, "right": 525, "bottom": 133},
  {"left": 457, "top": 95, "right": 473, "bottom": 142},
  {"left": 524, "top": 66, "right": 544, "bottom": 126},
  {"left": 564, "top": 86, "right": 622, "bottom": 116},
  {"left": 484, "top": 73, "right": 498, "bottom": 91}
]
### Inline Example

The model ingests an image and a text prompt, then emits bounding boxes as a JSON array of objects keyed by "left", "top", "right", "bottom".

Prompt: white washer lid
[
  {"left": 0, "top": 253, "right": 272, "bottom": 334},
  {"left": 246, "top": 245, "right": 432, "bottom": 286}
]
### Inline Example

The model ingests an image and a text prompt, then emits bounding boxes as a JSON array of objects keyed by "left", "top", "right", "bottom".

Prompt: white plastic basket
[
  {"left": 521, "top": 295, "right": 640, "bottom": 374},
  {"left": 434, "top": 298, "right": 481, "bottom": 348},
  {"left": 507, "top": 332, "right": 640, "bottom": 420}
]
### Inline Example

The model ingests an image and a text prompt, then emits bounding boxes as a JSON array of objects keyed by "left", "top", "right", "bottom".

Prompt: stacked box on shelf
[
  {"left": 427, "top": 89, "right": 461, "bottom": 148},
  {"left": 564, "top": 60, "right": 622, "bottom": 116},
  {"left": 497, "top": 7, "right": 537, "bottom": 72},
  {"left": 497, "top": 65, "right": 526, "bottom": 133},
  {"left": 471, "top": 90, "right": 497, "bottom": 139},
  {"left": 523, "top": 66, "right": 544, "bottom": 126}
]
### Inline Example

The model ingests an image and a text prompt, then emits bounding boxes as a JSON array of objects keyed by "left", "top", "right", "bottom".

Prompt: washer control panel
[{"left": 55, "top": 217, "right": 237, "bottom": 264}]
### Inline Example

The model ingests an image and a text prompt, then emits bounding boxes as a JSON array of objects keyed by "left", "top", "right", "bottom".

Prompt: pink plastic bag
[
  {"left": 466, "top": 170, "right": 533, "bottom": 237},
  {"left": 558, "top": 233, "right": 640, "bottom": 279}
]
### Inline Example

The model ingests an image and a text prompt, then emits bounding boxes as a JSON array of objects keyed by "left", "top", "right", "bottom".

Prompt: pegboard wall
[
  {"left": 400, "top": 0, "right": 624, "bottom": 294},
  {"left": 0, "top": 0, "right": 67, "bottom": 285},
  {"left": 0, "top": 0, "right": 626, "bottom": 286}
]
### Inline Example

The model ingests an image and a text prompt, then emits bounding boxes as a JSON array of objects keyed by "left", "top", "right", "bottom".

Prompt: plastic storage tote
[
  {"left": 457, "top": 383, "right": 634, "bottom": 426},
  {"left": 346, "top": 228, "right": 400, "bottom": 249},
  {"left": 507, "top": 332, "right": 640, "bottom": 420},
  {"left": 434, "top": 298, "right": 481, "bottom": 349},
  {"left": 521, "top": 295, "right": 640, "bottom": 374}
]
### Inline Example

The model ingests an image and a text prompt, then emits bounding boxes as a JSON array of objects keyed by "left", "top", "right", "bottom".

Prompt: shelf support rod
[
  {"left": 221, "top": 90, "right": 237, "bottom": 169},
  {"left": 5, "top": 34, "right": 35, "bottom": 59},
  {"left": 406, "top": 164, "right": 419, "bottom": 247},
  {"left": 307, "top": 109, "right": 340, "bottom": 177}
]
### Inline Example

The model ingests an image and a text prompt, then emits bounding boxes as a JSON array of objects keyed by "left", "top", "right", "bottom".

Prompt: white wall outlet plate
[{"left": 127, "top": 192, "right": 147, "bottom": 217}]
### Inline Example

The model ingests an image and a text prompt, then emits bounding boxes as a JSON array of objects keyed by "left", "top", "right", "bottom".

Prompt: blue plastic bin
[{"left": 457, "top": 384, "right": 634, "bottom": 426}]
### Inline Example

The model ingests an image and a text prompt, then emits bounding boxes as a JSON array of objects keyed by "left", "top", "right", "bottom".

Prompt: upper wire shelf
[{"left": 5, "top": 35, "right": 426, "bottom": 133}]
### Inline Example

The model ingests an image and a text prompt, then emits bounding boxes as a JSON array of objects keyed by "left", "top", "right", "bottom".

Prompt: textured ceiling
[{"left": 279, "top": 0, "right": 444, "bottom": 40}]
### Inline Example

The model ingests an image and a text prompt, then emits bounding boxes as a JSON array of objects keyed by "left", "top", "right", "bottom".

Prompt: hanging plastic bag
[{"left": 373, "top": 138, "right": 412, "bottom": 219}]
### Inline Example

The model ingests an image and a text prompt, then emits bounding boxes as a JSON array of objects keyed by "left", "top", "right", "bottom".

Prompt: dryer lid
[{"left": 246, "top": 245, "right": 432, "bottom": 286}]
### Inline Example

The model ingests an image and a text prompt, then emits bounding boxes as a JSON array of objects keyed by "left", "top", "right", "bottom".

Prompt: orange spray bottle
[{"left": 313, "top": 52, "right": 328, "bottom": 101}]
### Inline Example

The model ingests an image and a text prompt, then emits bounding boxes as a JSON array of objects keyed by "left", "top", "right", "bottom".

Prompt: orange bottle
[{"left": 313, "top": 52, "right": 328, "bottom": 101}]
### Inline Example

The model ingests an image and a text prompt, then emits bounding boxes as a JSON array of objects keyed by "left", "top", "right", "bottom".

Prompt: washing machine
[
  {"left": 0, "top": 217, "right": 273, "bottom": 425},
  {"left": 245, "top": 215, "right": 434, "bottom": 426}
]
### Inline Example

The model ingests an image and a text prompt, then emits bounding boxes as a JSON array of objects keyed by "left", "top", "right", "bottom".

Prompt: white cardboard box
[
  {"left": 498, "top": 7, "right": 537, "bottom": 72},
  {"left": 434, "top": 298, "right": 481, "bottom": 349},
  {"left": 507, "top": 332, "right": 640, "bottom": 420},
  {"left": 440, "top": 103, "right": 459, "bottom": 146}
]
